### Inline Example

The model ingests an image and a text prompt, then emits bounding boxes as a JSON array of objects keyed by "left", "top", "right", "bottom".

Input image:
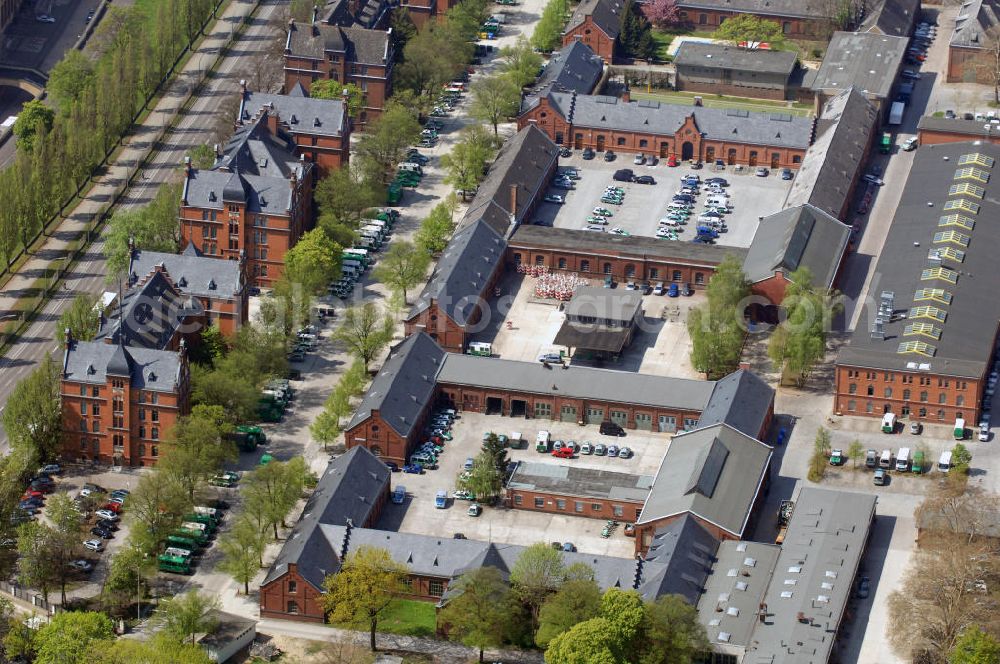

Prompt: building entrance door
[
  {"left": 596, "top": 136, "right": 605, "bottom": 152},
  {"left": 658, "top": 415, "right": 676, "bottom": 432},
  {"left": 560, "top": 405, "right": 578, "bottom": 422},
  {"left": 681, "top": 142, "right": 694, "bottom": 161}
]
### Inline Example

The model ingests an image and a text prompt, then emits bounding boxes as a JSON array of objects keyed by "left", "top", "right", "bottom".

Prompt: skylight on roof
[
  {"left": 933, "top": 231, "right": 970, "bottom": 248},
  {"left": 909, "top": 305, "right": 947, "bottom": 322},
  {"left": 949, "top": 181, "right": 986, "bottom": 198},
  {"left": 780, "top": 591, "right": 794, "bottom": 598},
  {"left": 914, "top": 288, "right": 953, "bottom": 305},
  {"left": 943, "top": 199, "right": 980, "bottom": 214},
  {"left": 921, "top": 267, "right": 959, "bottom": 284},
  {"left": 788, "top": 566, "right": 802, "bottom": 573},
  {"left": 904, "top": 322, "right": 942, "bottom": 340},
  {"left": 898, "top": 340, "right": 936, "bottom": 357},
  {"left": 954, "top": 166, "right": 990, "bottom": 183},
  {"left": 938, "top": 214, "right": 975, "bottom": 231},
  {"left": 958, "top": 152, "right": 995, "bottom": 168},
  {"left": 933, "top": 246, "right": 966, "bottom": 263}
]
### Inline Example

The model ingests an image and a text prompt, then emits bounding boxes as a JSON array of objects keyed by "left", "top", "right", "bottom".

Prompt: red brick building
[
  {"left": 283, "top": 20, "right": 394, "bottom": 127},
  {"left": 239, "top": 82, "right": 350, "bottom": 177},
  {"left": 506, "top": 461, "right": 649, "bottom": 522},
  {"left": 675, "top": 0, "right": 838, "bottom": 38},
  {"left": 399, "top": 0, "right": 458, "bottom": 27},
  {"left": 561, "top": 0, "right": 623, "bottom": 63},
  {"left": 917, "top": 115, "right": 1000, "bottom": 147},
  {"left": 178, "top": 113, "right": 315, "bottom": 289},
  {"left": 518, "top": 91, "right": 813, "bottom": 166},
  {"left": 946, "top": 0, "right": 999, "bottom": 83}
]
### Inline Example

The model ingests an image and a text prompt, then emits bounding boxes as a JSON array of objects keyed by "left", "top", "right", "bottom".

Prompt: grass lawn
[
  {"left": 332, "top": 599, "right": 437, "bottom": 638},
  {"left": 631, "top": 89, "right": 813, "bottom": 116},
  {"left": 650, "top": 28, "right": 687, "bottom": 60}
]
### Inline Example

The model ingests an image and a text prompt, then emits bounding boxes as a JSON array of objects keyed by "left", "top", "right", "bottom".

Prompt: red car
[
  {"left": 21, "top": 490, "right": 43, "bottom": 500},
  {"left": 667, "top": 155, "right": 678, "bottom": 167},
  {"left": 552, "top": 447, "right": 574, "bottom": 459},
  {"left": 103, "top": 502, "right": 122, "bottom": 514}
]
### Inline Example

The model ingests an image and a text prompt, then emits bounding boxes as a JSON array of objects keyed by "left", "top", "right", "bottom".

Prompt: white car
[
  {"left": 584, "top": 225, "right": 606, "bottom": 232},
  {"left": 36, "top": 14, "right": 56, "bottom": 23},
  {"left": 94, "top": 510, "right": 118, "bottom": 521},
  {"left": 83, "top": 539, "right": 104, "bottom": 553},
  {"left": 901, "top": 137, "right": 918, "bottom": 151},
  {"left": 633, "top": 153, "right": 646, "bottom": 165},
  {"left": 543, "top": 194, "right": 564, "bottom": 204}
]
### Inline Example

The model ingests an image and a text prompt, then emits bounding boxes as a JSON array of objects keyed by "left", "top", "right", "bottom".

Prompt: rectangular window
[
  {"left": 612, "top": 505, "right": 624, "bottom": 517},
  {"left": 575, "top": 501, "right": 584, "bottom": 513},
  {"left": 80, "top": 403, "right": 87, "bottom": 416},
  {"left": 429, "top": 581, "right": 444, "bottom": 597},
  {"left": 288, "top": 581, "right": 297, "bottom": 593},
  {"left": 139, "top": 409, "right": 146, "bottom": 421},
  {"left": 534, "top": 497, "right": 544, "bottom": 508},
  {"left": 591, "top": 503, "right": 602, "bottom": 512},
  {"left": 514, "top": 494, "right": 522, "bottom": 505},
  {"left": 556, "top": 499, "right": 566, "bottom": 510},
  {"left": 138, "top": 426, "right": 145, "bottom": 439},
  {"left": 92, "top": 404, "right": 100, "bottom": 417},
  {"left": 151, "top": 410, "right": 159, "bottom": 423},
  {"left": 151, "top": 427, "right": 159, "bottom": 440}
]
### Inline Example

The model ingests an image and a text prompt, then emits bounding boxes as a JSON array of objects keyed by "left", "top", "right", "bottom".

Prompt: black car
[
  {"left": 634, "top": 175, "right": 656, "bottom": 185},
  {"left": 705, "top": 177, "right": 728, "bottom": 186},
  {"left": 384, "top": 461, "right": 400, "bottom": 472},
  {"left": 600, "top": 420, "right": 626, "bottom": 437},
  {"left": 673, "top": 195, "right": 695, "bottom": 202},
  {"left": 96, "top": 519, "right": 119, "bottom": 531},
  {"left": 604, "top": 150, "right": 616, "bottom": 162},
  {"left": 613, "top": 168, "right": 634, "bottom": 182},
  {"left": 582, "top": 147, "right": 596, "bottom": 160},
  {"left": 559, "top": 147, "right": 571, "bottom": 158},
  {"left": 90, "top": 527, "right": 114, "bottom": 540}
]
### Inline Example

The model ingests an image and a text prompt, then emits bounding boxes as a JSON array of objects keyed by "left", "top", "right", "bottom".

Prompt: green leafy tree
[
  {"left": 847, "top": 439, "right": 865, "bottom": 469},
  {"left": 373, "top": 240, "right": 430, "bottom": 304},
  {"left": 58, "top": 292, "right": 102, "bottom": 345},
  {"left": 545, "top": 617, "right": 617, "bottom": 663},
  {"left": 102, "top": 542, "right": 153, "bottom": 615},
  {"left": 767, "top": 267, "right": 840, "bottom": 385},
  {"left": 185, "top": 144, "right": 217, "bottom": 169},
  {"left": 242, "top": 458, "right": 309, "bottom": 539},
  {"left": 536, "top": 577, "right": 602, "bottom": 647},
  {"left": 500, "top": 38, "right": 544, "bottom": 88},
  {"left": 950, "top": 627, "right": 1000, "bottom": 664},
  {"left": 218, "top": 517, "right": 266, "bottom": 594},
  {"left": 3, "top": 615, "right": 36, "bottom": 662},
  {"left": 88, "top": 632, "right": 214, "bottom": 664},
  {"left": 687, "top": 256, "right": 750, "bottom": 378},
  {"left": 47, "top": 493, "right": 84, "bottom": 604},
  {"left": 390, "top": 8, "right": 417, "bottom": 54},
  {"left": 354, "top": 102, "right": 422, "bottom": 185},
  {"left": 510, "top": 542, "right": 566, "bottom": 629},
  {"left": 416, "top": 200, "right": 457, "bottom": 254},
  {"left": 439, "top": 567, "right": 513, "bottom": 663},
  {"left": 442, "top": 124, "right": 495, "bottom": 199},
  {"left": 315, "top": 164, "right": 385, "bottom": 238},
  {"left": 952, "top": 443, "right": 973, "bottom": 467},
  {"left": 461, "top": 451, "right": 504, "bottom": 503},
  {"left": 160, "top": 404, "right": 237, "bottom": 504},
  {"left": 619, "top": 3, "right": 657, "bottom": 61},
  {"left": 532, "top": 0, "right": 570, "bottom": 52},
  {"left": 284, "top": 228, "right": 342, "bottom": 295},
  {"left": 814, "top": 427, "right": 832, "bottom": 455},
  {"left": 311, "top": 80, "right": 365, "bottom": 119},
  {"left": 447, "top": 0, "right": 492, "bottom": 40},
  {"left": 34, "top": 611, "right": 114, "bottom": 664},
  {"left": 712, "top": 14, "right": 785, "bottom": 45},
  {"left": 482, "top": 432, "right": 509, "bottom": 476},
  {"left": 13, "top": 100, "right": 55, "bottom": 152},
  {"left": 323, "top": 545, "right": 409, "bottom": 651},
  {"left": 311, "top": 382, "right": 354, "bottom": 450},
  {"left": 640, "top": 593, "right": 710, "bottom": 664},
  {"left": 16, "top": 521, "right": 59, "bottom": 603},
  {"left": 104, "top": 183, "right": 181, "bottom": 280},
  {"left": 3, "top": 354, "right": 61, "bottom": 464},
  {"left": 470, "top": 75, "right": 521, "bottom": 137},
  {"left": 395, "top": 22, "right": 466, "bottom": 98},
  {"left": 127, "top": 464, "right": 188, "bottom": 554},
  {"left": 155, "top": 591, "right": 219, "bottom": 645},
  {"left": 190, "top": 363, "right": 263, "bottom": 423},
  {"left": 333, "top": 303, "right": 394, "bottom": 372},
  {"left": 47, "top": 50, "right": 96, "bottom": 109}
]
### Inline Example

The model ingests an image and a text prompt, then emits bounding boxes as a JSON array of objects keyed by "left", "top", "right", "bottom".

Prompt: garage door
[
  {"left": 534, "top": 402, "right": 552, "bottom": 419},
  {"left": 658, "top": 415, "right": 676, "bottom": 433},
  {"left": 610, "top": 410, "right": 628, "bottom": 427},
  {"left": 585, "top": 407, "right": 604, "bottom": 424},
  {"left": 635, "top": 413, "right": 652, "bottom": 431},
  {"left": 560, "top": 405, "right": 578, "bottom": 423}
]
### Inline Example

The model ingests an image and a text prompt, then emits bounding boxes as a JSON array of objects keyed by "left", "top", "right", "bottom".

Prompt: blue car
[
  {"left": 668, "top": 283, "right": 679, "bottom": 297},
  {"left": 402, "top": 464, "right": 424, "bottom": 474}
]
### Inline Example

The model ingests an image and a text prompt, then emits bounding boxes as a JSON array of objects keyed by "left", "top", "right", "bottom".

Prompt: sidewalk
[{"left": 0, "top": 0, "right": 257, "bottom": 315}]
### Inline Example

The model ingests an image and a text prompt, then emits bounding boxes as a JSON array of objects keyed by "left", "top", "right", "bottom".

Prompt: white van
[
  {"left": 879, "top": 449, "right": 893, "bottom": 468},
  {"left": 193, "top": 506, "right": 218, "bottom": 519},
  {"left": 895, "top": 447, "right": 911, "bottom": 472},
  {"left": 181, "top": 521, "right": 207, "bottom": 533},
  {"left": 938, "top": 450, "right": 953, "bottom": 472},
  {"left": 467, "top": 341, "right": 492, "bottom": 357}
]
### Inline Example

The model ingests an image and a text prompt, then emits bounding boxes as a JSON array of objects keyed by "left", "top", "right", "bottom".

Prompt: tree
[
  {"left": 687, "top": 256, "right": 750, "bottom": 378},
  {"left": 13, "top": 100, "right": 54, "bottom": 152},
  {"left": 242, "top": 457, "right": 310, "bottom": 539},
  {"left": 644, "top": 0, "right": 680, "bottom": 28},
  {"left": 290, "top": 0, "right": 322, "bottom": 21},
  {"left": 16, "top": 521, "right": 59, "bottom": 603},
  {"left": 373, "top": 241, "right": 430, "bottom": 304},
  {"left": 546, "top": 617, "right": 618, "bottom": 664},
  {"left": 311, "top": 80, "right": 365, "bottom": 119},
  {"left": 499, "top": 38, "right": 543, "bottom": 88},
  {"left": 442, "top": 124, "right": 495, "bottom": 199},
  {"left": 284, "top": 228, "right": 342, "bottom": 295},
  {"left": 57, "top": 292, "right": 101, "bottom": 344},
  {"left": 160, "top": 405, "right": 237, "bottom": 504},
  {"left": 952, "top": 443, "right": 974, "bottom": 468},
  {"left": 950, "top": 627, "right": 1000, "bottom": 664},
  {"left": 104, "top": 183, "right": 181, "bottom": 280},
  {"left": 482, "top": 432, "right": 509, "bottom": 476},
  {"left": 47, "top": 50, "right": 95, "bottom": 109},
  {"left": 439, "top": 567, "right": 513, "bottom": 663},
  {"left": 712, "top": 14, "right": 785, "bottom": 45},
  {"left": 185, "top": 144, "right": 217, "bottom": 169},
  {"left": 767, "top": 267, "right": 840, "bottom": 385},
  {"left": 102, "top": 542, "right": 153, "bottom": 615},
  {"left": 34, "top": 611, "right": 113, "bottom": 664},
  {"left": 461, "top": 451, "right": 504, "bottom": 503},
  {"left": 470, "top": 75, "right": 521, "bottom": 137},
  {"left": 332, "top": 303, "right": 393, "bottom": 372},
  {"left": 3, "top": 354, "right": 62, "bottom": 464},
  {"left": 536, "top": 578, "right": 602, "bottom": 647},
  {"left": 395, "top": 23, "right": 467, "bottom": 98},
  {"left": 316, "top": 165, "right": 384, "bottom": 231},
  {"left": 323, "top": 546, "right": 409, "bottom": 651},
  {"left": 89, "top": 632, "right": 214, "bottom": 664},
  {"left": 415, "top": 200, "right": 457, "bottom": 255},
  {"left": 47, "top": 493, "right": 84, "bottom": 604},
  {"left": 510, "top": 542, "right": 565, "bottom": 629},
  {"left": 807, "top": 426, "right": 831, "bottom": 482},
  {"left": 156, "top": 591, "right": 220, "bottom": 645},
  {"left": 3, "top": 612, "right": 34, "bottom": 662},
  {"left": 532, "top": 0, "right": 569, "bottom": 52},
  {"left": 847, "top": 439, "right": 865, "bottom": 470},
  {"left": 218, "top": 517, "right": 266, "bottom": 594},
  {"left": 640, "top": 594, "right": 710, "bottom": 664},
  {"left": 128, "top": 468, "right": 187, "bottom": 554},
  {"left": 354, "top": 102, "right": 422, "bottom": 185},
  {"left": 619, "top": 3, "right": 657, "bottom": 61},
  {"left": 190, "top": 363, "right": 263, "bottom": 423}
]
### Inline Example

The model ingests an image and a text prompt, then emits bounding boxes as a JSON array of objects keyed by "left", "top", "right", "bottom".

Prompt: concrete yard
[
  {"left": 377, "top": 412, "right": 671, "bottom": 558},
  {"left": 532, "top": 155, "right": 794, "bottom": 248}
]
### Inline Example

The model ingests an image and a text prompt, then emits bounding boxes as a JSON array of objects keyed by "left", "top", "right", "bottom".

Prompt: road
[{"left": 0, "top": 0, "right": 279, "bottom": 449}]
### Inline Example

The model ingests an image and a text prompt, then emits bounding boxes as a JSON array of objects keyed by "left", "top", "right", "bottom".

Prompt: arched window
[
  {"left": 581, "top": 260, "right": 591, "bottom": 272},
  {"left": 558, "top": 258, "right": 567, "bottom": 269},
  {"left": 625, "top": 264, "right": 635, "bottom": 277},
  {"left": 672, "top": 270, "right": 682, "bottom": 282},
  {"left": 603, "top": 263, "right": 612, "bottom": 274},
  {"left": 535, "top": 255, "right": 545, "bottom": 266}
]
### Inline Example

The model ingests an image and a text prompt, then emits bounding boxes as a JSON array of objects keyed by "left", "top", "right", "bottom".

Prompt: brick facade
[
  {"left": 343, "top": 407, "right": 429, "bottom": 466},
  {"left": 947, "top": 46, "right": 993, "bottom": 84},
  {"left": 507, "top": 487, "right": 645, "bottom": 523},
  {"left": 563, "top": 20, "right": 616, "bottom": 63},
  {"left": 833, "top": 366, "right": 985, "bottom": 426},
  {"left": 403, "top": 299, "right": 484, "bottom": 354},
  {"left": 676, "top": 5, "right": 829, "bottom": 37},
  {"left": 259, "top": 565, "right": 327, "bottom": 622},
  {"left": 399, "top": 0, "right": 457, "bottom": 27}
]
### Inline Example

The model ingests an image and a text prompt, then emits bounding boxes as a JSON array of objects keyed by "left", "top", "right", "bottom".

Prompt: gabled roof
[
  {"left": 463, "top": 125, "right": 560, "bottom": 237},
  {"left": 674, "top": 42, "right": 798, "bottom": 77},
  {"left": 97, "top": 269, "right": 202, "bottom": 350},
  {"left": 62, "top": 340, "right": 182, "bottom": 393},
  {"left": 698, "top": 369, "right": 775, "bottom": 438},
  {"left": 345, "top": 334, "right": 445, "bottom": 438},
  {"left": 638, "top": 424, "right": 773, "bottom": 538},
  {"left": 675, "top": 0, "right": 834, "bottom": 19},
  {"left": 216, "top": 114, "right": 305, "bottom": 179},
  {"left": 743, "top": 204, "right": 851, "bottom": 290},
  {"left": 565, "top": 0, "right": 623, "bottom": 39},
  {"left": 522, "top": 41, "right": 604, "bottom": 114},
  {"left": 951, "top": 0, "right": 1000, "bottom": 49},
  {"left": 286, "top": 21, "right": 391, "bottom": 65},
  {"left": 262, "top": 447, "right": 391, "bottom": 589},
  {"left": 128, "top": 248, "right": 243, "bottom": 300},
  {"left": 860, "top": 0, "right": 920, "bottom": 37},
  {"left": 407, "top": 220, "right": 506, "bottom": 324},
  {"left": 810, "top": 32, "right": 908, "bottom": 100},
  {"left": 240, "top": 90, "right": 346, "bottom": 138},
  {"left": 544, "top": 92, "right": 813, "bottom": 149},
  {"left": 783, "top": 87, "right": 877, "bottom": 220},
  {"left": 638, "top": 514, "right": 720, "bottom": 604}
]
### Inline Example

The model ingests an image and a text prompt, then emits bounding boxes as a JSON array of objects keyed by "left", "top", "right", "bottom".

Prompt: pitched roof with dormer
[
  {"left": 239, "top": 89, "right": 346, "bottom": 138},
  {"left": 286, "top": 21, "right": 391, "bottom": 66},
  {"left": 128, "top": 247, "right": 243, "bottom": 300},
  {"left": 97, "top": 269, "right": 202, "bottom": 350},
  {"left": 62, "top": 340, "right": 183, "bottom": 393},
  {"left": 565, "top": 0, "right": 623, "bottom": 39}
]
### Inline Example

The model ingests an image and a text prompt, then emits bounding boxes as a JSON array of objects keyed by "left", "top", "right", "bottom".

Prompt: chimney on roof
[
  {"left": 183, "top": 155, "right": 193, "bottom": 179},
  {"left": 240, "top": 79, "right": 248, "bottom": 95},
  {"left": 64, "top": 327, "right": 73, "bottom": 351},
  {"left": 509, "top": 184, "right": 518, "bottom": 215}
]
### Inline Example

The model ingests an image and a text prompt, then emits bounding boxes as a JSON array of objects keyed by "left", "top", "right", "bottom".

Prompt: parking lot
[
  {"left": 532, "top": 156, "right": 794, "bottom": 248},
  {"left": 378, "top": 412, "right": 672, "bottom": 557}
]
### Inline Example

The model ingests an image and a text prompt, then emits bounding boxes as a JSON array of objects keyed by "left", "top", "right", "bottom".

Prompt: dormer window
[
  {"left": 208, "top": 279, "right": 217, "bottom": 290},
  {"left": 178, "top": 277, "right": 188, "bottom": 288},
  {"left": 209, "top": 191, "right": 217, "bottom": 202},
  {"left": 147, "top": 372, "right": 157, "bottom": 382}
]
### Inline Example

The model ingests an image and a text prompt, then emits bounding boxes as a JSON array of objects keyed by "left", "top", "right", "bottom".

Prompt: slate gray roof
[
  {"left": 463, "top": 125, "right": 560, "bottom": 237},
  {"left": 951, "top": 0, "right": 1000, "bottom": 48},
  {"left": 507, "top": 461, "right": 653, "bottom": 502},
  {"left": 810, "top": 32, "right": 908, "bottom": 100},
  {"left": 240, "top": 90, "right": 346, "bottom": 138},
  {"left": 836, "top": 142, "right": 1000, "bottom": 378},
  {"left": 565, "top": 286, "right": 642, "bottom": 321},
  {"left": 674, "top": 42, "right": 798, "bottom": 76},
  {"left": 638, "top": 514, "right": 720, "bottom": 604},
  {"left": 510, "top": 225, "right": 749, "bottom": 267},
  {"left": 522, "top": 41, "right": 604, "bottom": 114},
  {"left": 860, "top": 0, "right": 920, "bottom": 37},
  {"left": 545, "top": 92, "right": 813, "bottom": 149},
  {"left": 346, "top": 334, "right": 445, "bottom": 438},
  {"left": 407, "top": 220, "right": 506, "bottom": 324},
  {"left": 784, "top": 87, "right": 877, "bottom": 220},
  {"left": 128, "top": 247, "right": 243, "bottom": 299},
  {"left": 565, "top": 0, "right": 623, "bottom": 39},
  {"left": 97, "top": 269, "right": 203, "bottom": 350},
  {"left": 286, "top": 21, "right": 391, "bottom": 65},
  {"left": 552, "top": 324, "right": 631, "bottom": 353},
  {"left": 742, "top": 204, "right": 851, "bottom": 290},
  {"left": 918, "top": 114, "right": 1000, "bottom": 138},
  {"left": 695, "top": 539, "right": 780, "bottom": 649},
  {"left": 437, "top": 353, "right": 717, "bottom": 412},
  {"left": 675, "top": 0, "right": 834, "bottom": 19},
  {"left": 62, "top": 340, "right": 183, "bottom": 393},
  {"left": 262, "top": 447, "right": 391, "bottom": 589},
  {"left": 749, "top": 488, "right": 875, "bottom": 663},
  {"left": 216, "top": 114, "right": 305, "bottom": 179},
  {"left": 638, "top": 424, "right": 773, "bottom": 537},
  {"left": 698, "top": 369, "right": 775, "bottom": 438}
]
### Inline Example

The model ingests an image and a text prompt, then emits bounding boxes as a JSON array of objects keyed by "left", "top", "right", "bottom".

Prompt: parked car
[
  {"left": 780, "top": 168, "right": 793, "bottom": 180},
  {"left": 856, "top": 576, "right": 871, "bottom": 599},
  {"left": 634, "top": 175, "right": 655, "bottom": 185},
  {"left": 604, "top": 150, "right": 616, "bottom": 161},
  {"left": 613, "top": 169, "right": 634, "bottom": 182},
  {"left": 600, "top": 420, "right": 625, "bottom": 436},
  {"left": 39, "top": 464, "right": 62, "bottom": 475},
  {"left": 909, "top": 421, "right": 923, "bottom": 434},
  {"left": 582, "top": 147, "right": 596, "bottom": 160},
  {"left": 402, "top": 464, "right": 424, "bottom": 474},
  {"left": 95, "top": 510, "right": 118, "bottom": 521},
  {"left": 538, "top": 352, "right": 563, "bottom": 363},
  {"left": 580, "top": 442, "right": 594, "bottom": 454},
  {"left": 873, "top": 468, "right": 887, "bottom": 486},
  {"left": 543, "top": 194, "right": 564, "bottom": 204},
  {"left": 69, "top": 559, "right": 94, "bottom": 573},
  {"left": 633, "top": 153, "right": 646, "bottom": 165},
  {"left": 467, "top": 503, "right": 482, "bottom": 517},
  {"left": 618, "top": 447, "right": 633, "bottom": 459},
  {"left": 901, "top": 70, "right": 921, "bottom": 80},
  {"left": 559, "top": 147, "right": 571, "bottom": 157},
  {"left": 463, "top": 457, "right": 475, "bottom": 470},
  {"left": 83, "top": 539, "right": 104, "bottom": 553},
  {"left": 594, "top": 443, "right": 607, "bottom": 456},
  {"left": 552, "top": 447, "right": 574, "bottom": 459},
  {"left": 96, "top": 518, "right": 119, "bottom": 531},
  {"left": 91, "top": 527, "right": 114, "bottom": 540},
  {"left": 606, "top": 445, "right": 620, "bottom": 457},
  {"left": 902, "top": 137, "right": 918, "bottom": 151},
  {"left": 755, "top": 167, "right": 769, "bottom": 177},
  {"left": 829, "top": 449, "right": 844, "bottom": 466},
  {"left": 36, "top": 14, "right": 56, "bottom": 23},
  {"left": 562, "top": 542, "right": 576, "bottom": 552}
]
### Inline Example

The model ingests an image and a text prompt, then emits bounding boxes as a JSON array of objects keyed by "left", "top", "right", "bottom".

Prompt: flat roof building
[
  {"left": 506, "top": 461, "right": 653, "bottom": 521},
  {"left": 918, "top": 115, "right": 1000, "bottom": 146},
  {"left": 811, "top": 32, "right": 908, "bottom": 113},
  {"left": 673, "top": 42, "right": 800, "bottom": 101},
  {"left": 553, "top": 286, "right": 643, "bottom": 358}
]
